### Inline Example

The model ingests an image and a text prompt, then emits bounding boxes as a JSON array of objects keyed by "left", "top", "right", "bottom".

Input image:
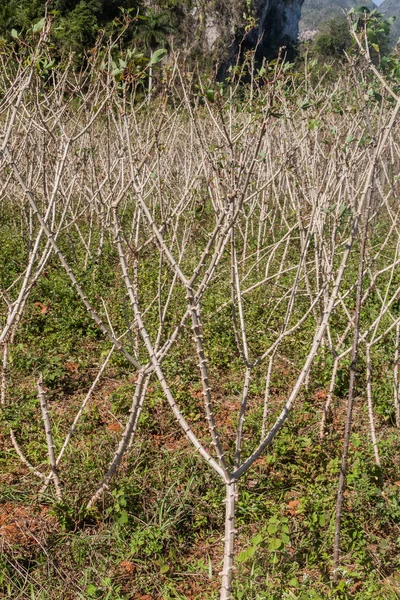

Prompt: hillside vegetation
[
  {"left": 1, "top": 11, "right": 400, "bottom": 600},
  {"left": 0, "top": 1, "right": 301, "bottom": 68},
  {"left": 300, "top": 0, "right": 376, "bottom": 32},
  {"left": 380, "top": 0, "right": 400, "bottom": 45}
]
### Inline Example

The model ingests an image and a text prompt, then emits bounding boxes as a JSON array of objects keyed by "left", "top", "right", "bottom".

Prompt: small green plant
[{"left": 106, "top": 488, "right": 129, "bottom": 525}]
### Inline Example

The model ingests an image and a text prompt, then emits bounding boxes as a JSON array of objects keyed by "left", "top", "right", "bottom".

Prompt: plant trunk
[
  {"left": 220, "top": 480, "right": 237, "bottom": 600},
  {"left": 333, "top": 199, "right": 371, "bottom": 581},
  {"left": 148, "top": 53, "right": 153, "bottom": 102}
]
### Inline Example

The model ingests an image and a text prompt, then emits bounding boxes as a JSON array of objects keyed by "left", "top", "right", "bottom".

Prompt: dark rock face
[
  {"left": 170, "top": 1, "right": 305, "bottom": 70},
  {"left": 207, "top": 0, "right": 306, "bottom": 77},
  {"left": 245, "top": 0, "right": 306, "bottom": 59}
]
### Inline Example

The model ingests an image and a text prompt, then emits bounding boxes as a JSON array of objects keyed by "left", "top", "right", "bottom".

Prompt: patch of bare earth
[{"left": 0, "top": 502, "right": 58, "bottom": 556}]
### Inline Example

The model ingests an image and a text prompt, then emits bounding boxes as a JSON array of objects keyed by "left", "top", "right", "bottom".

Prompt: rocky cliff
[
  {"left": 244, "top": 0, "right": 306, "bottom": 59},
  {"left": 161, "top": 1, "right": 305, "bottom": 68}
]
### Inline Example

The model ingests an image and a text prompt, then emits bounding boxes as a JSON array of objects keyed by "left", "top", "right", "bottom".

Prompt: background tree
[
  {"left": 138, "top": 8, "right": 174, "bottom": 94},
  {"left": 0, "top": 0, "right": 143, "bottom": 57},
  {"left": 350, "top": 5, "right": 393, "bottom": 60},
  {"left": 313, "top": 15, "right": 352, "bottom": 58}
]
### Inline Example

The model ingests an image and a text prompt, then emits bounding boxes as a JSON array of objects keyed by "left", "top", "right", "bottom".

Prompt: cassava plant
[{"left": 1, "top": 21, "right": 400, "bottom": 599}]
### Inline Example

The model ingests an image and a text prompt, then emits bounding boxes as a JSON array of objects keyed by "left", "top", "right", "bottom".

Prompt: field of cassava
[{"left": 2, "top": 32, "right": 400, "bottom": 600}]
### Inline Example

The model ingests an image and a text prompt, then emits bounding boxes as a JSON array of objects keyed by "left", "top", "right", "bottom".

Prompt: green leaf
[
  {"left": 269, "top": 516, "right": 278, "bottom": 523},
  {"left": 112, "top": 68, "right": 123, "bottom": 81},
  {"left": 268, "top": 522, "right": 278, "bottom": 534},
  {"left": 160, "top": 564, "right": 169, "bottom": 574},
  {"left": 206, "top": 89, "right": 215, "bottom": 103},
  {"left": 117, "top": 510, "right": 128, "bottom": 525},
  {"left": 86, "top": 584, "right": 97, "bottom": 597},
  {"left": 33, "top": 18, "right": 45, "bottom": 34},
  {"left": 10, "top": 29, "right": 19, "bottom": 39},
  {"left": 149, "top": 48, "right": 167, "bottom": 66},
  {"left": 281, "top": 524, "right": 290, "bottom": 534},
  {"left": 268, "top": 537, "right": 283, "bottom": 551},
  {"left": 297, "top": 100, "right": 313, "bottom": 110},
  {"left": 237, "top": 545, "right": 257, "bottom": 562},
  {"left": 280, "top": 532, "right": 290, "bottom": 545},
  {"left": 251, "top": 533, "right": 263, "bottom": 546}
]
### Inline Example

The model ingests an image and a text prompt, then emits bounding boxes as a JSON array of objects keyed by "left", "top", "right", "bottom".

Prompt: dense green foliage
[
  {"left": 313, "top": 15, "right": 352, "bottom": 57},
  {"left": 0, "top": 0, "right": 397, "bottom": 70},
  {"left": 0, "top": 0, "right": 185, "bottom": 59},
  {"left": 303, "top": 6, "right": 396, "bottom": 64}
]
